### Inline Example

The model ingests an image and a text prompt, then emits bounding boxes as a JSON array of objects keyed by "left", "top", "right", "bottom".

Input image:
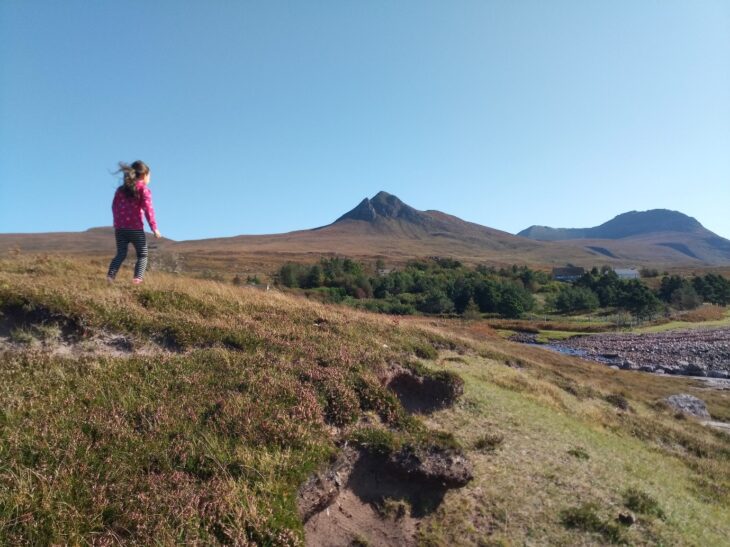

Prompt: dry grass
[
  {"left": 1, "top": 255, "right": 729, "bottom": 545},
  {"left": 0, "top": 255, "right": 461, "bottom": 544},
  {"left": 676, "top": 305, "right": 727, "bottom": 323}
]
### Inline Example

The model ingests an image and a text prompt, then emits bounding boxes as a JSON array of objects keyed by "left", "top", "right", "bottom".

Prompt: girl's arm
[{"left": 140, "top": 186, "right": 159, "bottom": 234}]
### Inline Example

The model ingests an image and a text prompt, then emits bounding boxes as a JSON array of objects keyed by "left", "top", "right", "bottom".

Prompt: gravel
[{"left": 542, "top": 327, "right": 730, "bottom": 378}]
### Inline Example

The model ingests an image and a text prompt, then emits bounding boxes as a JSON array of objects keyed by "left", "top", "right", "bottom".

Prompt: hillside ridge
[{"left": 518, "top": 209, "right": 706, "bottom": 241}]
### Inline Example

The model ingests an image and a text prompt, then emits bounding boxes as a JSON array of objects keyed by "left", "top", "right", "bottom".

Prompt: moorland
[{"left": 1, "top": 254, "right": 729, "bottom": 545}]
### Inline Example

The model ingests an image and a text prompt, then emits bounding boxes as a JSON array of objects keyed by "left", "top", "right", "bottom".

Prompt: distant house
[
  {"left": 376, "top": 268, "right": 393, "bottom": 277},
  {"left": 552, "top": 266, "right": 585, "bottom": 282},
  {"left": 614, "top": 268, "right": 640, "bottom": 280}
]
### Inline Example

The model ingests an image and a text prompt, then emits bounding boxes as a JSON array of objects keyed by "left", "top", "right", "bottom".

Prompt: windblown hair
[{"left": 115, "top": 160, "right": 150, "bottom": 199}]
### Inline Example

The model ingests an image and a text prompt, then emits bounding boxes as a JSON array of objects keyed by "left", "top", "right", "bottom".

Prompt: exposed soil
[
  {"left": 526, "top": 328, "right": 730, "bottom": 378},
  {"left": 300, "top": 446, "right": 468, "bottom": 547},
  {"left": 386, "top": 369, "right": 462, "bottom": 414},
  {"left": 0, "top": 312, "right": 165, "bottom": 358}
]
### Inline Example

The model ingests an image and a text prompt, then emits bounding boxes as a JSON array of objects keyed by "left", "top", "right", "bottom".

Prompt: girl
[{"left": 107, "top": 160, "right": 162, "bottom": 284}]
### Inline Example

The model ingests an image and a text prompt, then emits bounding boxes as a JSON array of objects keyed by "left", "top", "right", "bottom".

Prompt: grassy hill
[
  {"left": 8, "top": 196, "right": 730, "bottom": 272},
  {"left": 1, "top": 256, "right": 729, "bottom": 545}
]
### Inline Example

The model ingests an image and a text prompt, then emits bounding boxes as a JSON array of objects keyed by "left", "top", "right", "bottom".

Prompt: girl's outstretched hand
[{"left": 154, "top": 230, "right": 162, "bottom": 239}]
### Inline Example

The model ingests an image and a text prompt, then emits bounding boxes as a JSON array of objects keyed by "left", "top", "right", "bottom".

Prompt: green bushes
[
  {"left": 278, "top": 257, "right": 538, "bottom": 318},
  {"left": 551, "top": 285, "right": 600, "bottom": 313}
]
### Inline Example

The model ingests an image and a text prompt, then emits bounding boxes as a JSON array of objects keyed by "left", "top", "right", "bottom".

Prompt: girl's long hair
[{"left": 115, "top": 160, "right": 150, "bottom": 199}]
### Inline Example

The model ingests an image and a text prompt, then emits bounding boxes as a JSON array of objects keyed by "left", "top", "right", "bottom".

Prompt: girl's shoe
[
  {"left": 132, "top": 278, "right": 143, "bottom": 285},
  {"left": 106, "top": 276, "right": 114, "bottom": 284}
]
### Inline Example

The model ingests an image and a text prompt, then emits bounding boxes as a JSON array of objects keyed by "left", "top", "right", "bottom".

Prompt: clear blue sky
[{"left": 1, "top": 1, "right": 729, "bottom": 241}]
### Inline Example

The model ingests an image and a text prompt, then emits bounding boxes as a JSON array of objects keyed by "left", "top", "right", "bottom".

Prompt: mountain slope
[
  {"left": 518, "top": 209, "right": 705, "bottom": 241},
  {"left": 518, "top": 209, "right": 730, "bottom": 265},
  {"left": 2, "top": 199, "right": 729, "bottom": 267}
]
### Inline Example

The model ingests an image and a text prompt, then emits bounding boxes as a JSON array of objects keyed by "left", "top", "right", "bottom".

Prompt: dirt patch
[
  {"left": 302, "top": 446, "right": 463, "bottom": 546},
  {"left": 0, "top": 300, "right": 85, "bottom": 338},
  {"left": 386, "top": 368, "right": 463, "bottom": 414},
  {"left": 0, "top": 311, "right": 164, "bottom": 358}
]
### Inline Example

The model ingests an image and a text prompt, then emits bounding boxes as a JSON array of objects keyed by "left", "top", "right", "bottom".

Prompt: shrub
[
  {"left": 623, "top": 488, "right": 665, "bottom": 519},
  {"left": 567, "top": 447, "right": 590, "bottom": 460},
  {"left": 474, "top": 432, "right": 504, "bottom": 452},
  {"left": 605, "top": 393, "right": 630, "bottom": 411},
  {"left": 350, "top": 427, "right": 401, "bottom": 457},
  {"left": 560, "top": 503, "right": 626, "bottom": 544}
]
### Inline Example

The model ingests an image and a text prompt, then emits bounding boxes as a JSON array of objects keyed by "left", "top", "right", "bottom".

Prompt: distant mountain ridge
[
  {"left": 2, "top": 198, "right": 730, "bottom": 267},
  {"left": 518, "top": 209, "right": 705, "bottom": 241},
  {"left": 518, "top": 209, "right": 730, "bottom": 265}
]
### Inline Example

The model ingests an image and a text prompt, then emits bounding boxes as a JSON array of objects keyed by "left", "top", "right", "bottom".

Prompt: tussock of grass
[
  {"left": 623, "top": 488, "right": 665, "bottom": 519},
  {"left": 560, "top": 503, "right": 627, "bottom": 544},
  {"left": 474, "top": 433, "right": 504, "bottom": 452}
]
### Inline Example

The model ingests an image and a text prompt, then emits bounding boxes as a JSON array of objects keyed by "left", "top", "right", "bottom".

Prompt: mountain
[
  {"left": 0, "top": 227, "right": 167, "bottom": 254},
  {"left": 518, "top": 209, "right": 730, "bottom": 265},
  {"left": 172, "top": 191, "right": 576, "bottom": 266},
  {"left": 518, "top": 210, "right": 705, "bottom": 241},
  {"left": 3, "top": 198, "right": 729, "bottom": 268}
]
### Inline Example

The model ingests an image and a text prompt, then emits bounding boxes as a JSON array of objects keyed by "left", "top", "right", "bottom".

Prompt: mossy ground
[{"left": 1, "top": 256, "right": 729, "bottom": 545}]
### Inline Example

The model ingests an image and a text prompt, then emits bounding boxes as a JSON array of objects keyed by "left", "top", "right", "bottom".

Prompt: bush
[
  {"left": 670, "top": 285, "right": 702, "bottom": 310},
  {"left": 554, "top": 286, "right": 599, "bottom": 313},
  {"left": 560, "top": 503, "right": 626, "bottom": 544},
  {"left": 623, "top": 488, "right": 665, "bottom": 519},
  {"left": 474, "top": 432, "right": 504, "bottom": 452}
]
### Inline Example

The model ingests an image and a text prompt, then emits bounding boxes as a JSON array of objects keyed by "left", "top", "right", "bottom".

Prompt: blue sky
[{"left": 1, "top": 1, "right": 729, "bottom": 241}]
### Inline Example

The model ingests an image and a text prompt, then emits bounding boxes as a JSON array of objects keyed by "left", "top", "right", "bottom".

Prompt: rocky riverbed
[{"left": 518, "top": 327, "right": 730, "bottom": 378}]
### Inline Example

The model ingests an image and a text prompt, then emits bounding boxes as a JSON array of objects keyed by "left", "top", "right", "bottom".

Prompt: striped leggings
[{"left": 107, "top": 229, "right": 148, "bottom": 280}]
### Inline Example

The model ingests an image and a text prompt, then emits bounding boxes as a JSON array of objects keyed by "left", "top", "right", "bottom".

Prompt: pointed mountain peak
[{"left": 335, "top": 192, "right": 422, "bottom": 223}]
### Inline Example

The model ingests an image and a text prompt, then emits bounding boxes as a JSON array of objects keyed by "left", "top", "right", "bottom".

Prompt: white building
[{"left": 614, "top": 268, "right": 640, "bottom": 280}]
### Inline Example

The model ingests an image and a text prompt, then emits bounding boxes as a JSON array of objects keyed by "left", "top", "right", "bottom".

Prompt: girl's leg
[
  {"left": 107, "top": 229, "right": 130, "bottom": 279},
  {"left": 129, "top": 230, "right": 149, "bottom": 280}
]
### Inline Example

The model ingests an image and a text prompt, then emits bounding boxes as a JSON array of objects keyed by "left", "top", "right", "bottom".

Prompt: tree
[
  {"left": 619, "top": 280, "right": 661, "bottom": 317},
  {"left": 659, "top": 275, "right": 684, "bottom": 302},
  {"left": 418, "top": 288, "right": 455, "bottom": 314},
  {"left": 670, "top": 285, "right": 702, "bottom": 310},
  {"left": 555, "top": 286, "right": 599, "bottom": 313},
  {"left": 498, "top": 283, "right": 534, "bottom": 318}
]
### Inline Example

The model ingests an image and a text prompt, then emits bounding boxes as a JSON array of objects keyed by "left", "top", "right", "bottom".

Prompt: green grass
[
  {"left": 417, "top": 353, "right": 730, "bottom": 546},
  {"left": 633, "top": 311, "right": 730, "bottom": 334},
  {"left": 534, "top": 330, "right": 584, "bottom": 343}
]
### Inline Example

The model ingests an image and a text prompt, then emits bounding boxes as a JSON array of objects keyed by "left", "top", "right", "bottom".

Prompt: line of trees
[
  {"left": 277, "top": 259, "right": 730, "bottom": 319},
  {"left": 548, "top": 268, "right": 730, "bottom": 316},
  {"left": 278, "top": 258, "right": 540, "bottom": 318}
]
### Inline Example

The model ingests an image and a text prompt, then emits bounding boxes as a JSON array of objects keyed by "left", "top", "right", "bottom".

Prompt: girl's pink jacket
[{"left": 112, "top": 181, "right": 158, "bottom": 232}]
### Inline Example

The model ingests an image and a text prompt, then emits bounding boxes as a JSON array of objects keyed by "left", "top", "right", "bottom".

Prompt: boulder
[{"left": 664, "top": 394, "right": 711, "bottom": 419}]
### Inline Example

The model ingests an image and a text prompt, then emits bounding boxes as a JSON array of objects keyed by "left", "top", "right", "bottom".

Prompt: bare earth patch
[{"left": 301, "top": 447, "right": 461, "bottom": 546}]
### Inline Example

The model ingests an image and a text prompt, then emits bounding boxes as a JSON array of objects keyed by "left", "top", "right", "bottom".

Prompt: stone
[{"left": 664, "top": 394, "right": 711, "bottom": 419}]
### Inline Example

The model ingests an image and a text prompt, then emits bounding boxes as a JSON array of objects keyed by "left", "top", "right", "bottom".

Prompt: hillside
[
  {"left": 519, "top": 209, "right": 730, "bottom": 266},
  {"left": 1, "top": 255, "right": 729, "bottom": 545},
  {"left": 3, "top": 200, "right": 730, "bottom": 269}
]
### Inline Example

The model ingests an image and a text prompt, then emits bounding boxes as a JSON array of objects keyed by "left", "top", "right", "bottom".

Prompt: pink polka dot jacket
[{"left": 112, "top": 181, "right": 158, "bottom": 232}]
